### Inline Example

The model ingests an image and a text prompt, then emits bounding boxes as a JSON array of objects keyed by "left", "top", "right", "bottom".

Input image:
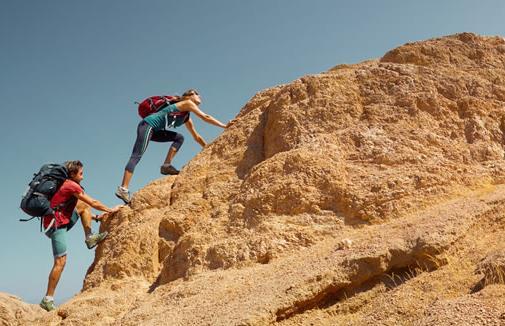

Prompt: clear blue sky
[{"left": 1, "top": 0, "right": 504, "bottom": 304}]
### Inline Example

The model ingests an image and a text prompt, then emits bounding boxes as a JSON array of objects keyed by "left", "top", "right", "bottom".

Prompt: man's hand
[
  {"left": 110, "top": 205, "right": 123, "bottom": 213},
  {"left": 93, "top": 213, "right": 106, "bottom": 222},
  {"left": 94, "top": 205, "right": 123, "bottom": 222}
]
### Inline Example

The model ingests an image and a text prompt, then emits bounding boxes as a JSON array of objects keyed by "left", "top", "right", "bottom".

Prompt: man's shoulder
[{"left": 60, "top": 179, "right": 83, "bottom": 193}]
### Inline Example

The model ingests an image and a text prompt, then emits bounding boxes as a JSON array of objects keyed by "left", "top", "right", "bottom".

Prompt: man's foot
[
  {"left": 115, "top": 186, "right": 130, "bottom": 204},
  {"left": 160, "top": 164, "right": 179, "bottom": 175},
  {"left": 85, "top": 231, "right": 108, "bottom": 249},
  {"left": 39, "top": 297, "right": 55, "bottom": 312}
]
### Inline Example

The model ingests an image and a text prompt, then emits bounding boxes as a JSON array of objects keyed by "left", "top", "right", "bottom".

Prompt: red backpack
[{"left": 137, "top": 95, "right": 177, "bottom": 118}]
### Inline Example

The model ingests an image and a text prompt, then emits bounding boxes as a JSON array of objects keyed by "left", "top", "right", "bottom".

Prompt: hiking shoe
[
  {"left": 160, "top": 164, "right": 179, "bottom": 175},
  {"left": 115, "top": 186, "right": 130, "bottom": 204},
  {"left": 39, "top": 297, "right": 55, "bottom": 312},
  {"left": 85, "top": 231, "right": 108, "bottom": 249}
]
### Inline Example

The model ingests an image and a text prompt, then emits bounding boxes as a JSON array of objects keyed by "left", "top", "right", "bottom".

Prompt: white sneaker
[{"left": 115, "top": 186, "right": 130, "bottom": 204}]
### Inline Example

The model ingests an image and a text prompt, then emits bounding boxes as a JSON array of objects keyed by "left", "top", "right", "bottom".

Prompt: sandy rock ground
[
  {"left": 0, "top": 293, "right": 39, "bottom": 325},
  {"left": 3, "top": 32, "right": 505, "bottom": 325}
]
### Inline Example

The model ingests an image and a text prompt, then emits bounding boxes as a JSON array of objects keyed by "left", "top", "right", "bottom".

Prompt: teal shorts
[{"left": 45, "top": 210, "right": 80, "bottom": 258}]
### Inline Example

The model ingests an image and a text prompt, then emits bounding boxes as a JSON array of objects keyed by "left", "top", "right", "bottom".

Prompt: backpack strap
[
  {"left": 19, "top": 216, "right": 37, "bottom": 222},
  {"left": 183, "top": 111, "right": 190, "bottom": 123},
  {"left": 165, "top": 111, "right": 190, "bottom": 129},
  {"left": 39, "top": 192, "right": 74, "bottom": 232},
  {"left": 166, "top": 113, "right": 176, "bottom": 130},
  {"left": 148, "top": 97, "right": 156, "bottom": 111},
  {"left": 40, "top": 202, "right": 66, "bottom": 233},
  {"left": 53, "top": 200, "right": 71, "bottom": 212},
  {"left": 41, "top": 215, "right": 56, "bottom": 233},
  {"left": 152, "top": 96, "right": 174, "bottom": 112}
]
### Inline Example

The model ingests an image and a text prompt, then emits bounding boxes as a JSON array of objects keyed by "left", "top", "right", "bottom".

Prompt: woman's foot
[
  {"left": 115, "top": 186, "right": 130, "bottom": 204},
  {"left": 160, "top": 164, "right": 179, "bottom": 175}
]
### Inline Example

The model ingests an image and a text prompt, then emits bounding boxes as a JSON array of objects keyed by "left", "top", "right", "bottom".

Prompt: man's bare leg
[
  {"left": 76, "top": 200, "right": 92, "bottom": 238},
  {"left": 45, "top": 255, "right": 66, "bottom": 297},
  {"left": 76, "top": 200, "right": 109, "bottom": 249}
]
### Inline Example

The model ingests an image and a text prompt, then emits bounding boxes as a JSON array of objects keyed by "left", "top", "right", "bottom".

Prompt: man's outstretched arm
[{"left": 74, "top": 192, "right": 119, "bottom": 213}]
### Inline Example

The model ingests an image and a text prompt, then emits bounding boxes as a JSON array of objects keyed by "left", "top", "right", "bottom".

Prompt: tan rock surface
[
  {"left": 476, "top": 247, "right": 505, "bottom": 287},
  {"left": 0, "top": 293, "right": 39, "bottom": 325},
  {"left": 4, "top": 32, "right": 505, "bottom": 325}
]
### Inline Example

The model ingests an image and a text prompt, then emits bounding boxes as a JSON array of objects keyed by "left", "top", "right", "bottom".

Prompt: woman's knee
[
  {"left": 174, "top": 133, "right": 184, "bottom": 144},
  {"left": 171, "top": 133, "right": 184, "bottom": 151},
  {"left": 125, "top": 154, "right": 142, "bottom": 172}
]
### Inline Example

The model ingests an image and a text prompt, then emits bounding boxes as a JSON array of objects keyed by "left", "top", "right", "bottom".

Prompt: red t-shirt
[{"left": 43, "top": 179, "right": 83, "bottom": 228}]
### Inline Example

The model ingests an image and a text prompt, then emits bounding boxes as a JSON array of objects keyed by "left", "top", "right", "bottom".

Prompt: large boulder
[{"left": 6, "top": 32, "right": 505, "bottom": 325}]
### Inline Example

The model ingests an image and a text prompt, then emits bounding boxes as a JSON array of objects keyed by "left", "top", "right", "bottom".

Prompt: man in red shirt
[{"left": 39, "top": 160, "right": 121, "bottom": 312}]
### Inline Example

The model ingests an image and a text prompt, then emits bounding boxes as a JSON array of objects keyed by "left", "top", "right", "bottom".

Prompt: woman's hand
[{"left": 226, "top": 118, "right": 237, "bottom": 128}]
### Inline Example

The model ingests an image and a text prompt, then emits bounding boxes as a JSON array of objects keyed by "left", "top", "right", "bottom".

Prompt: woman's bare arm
[
  {"left": 184, "top": 117, "right": 206, "bottom": 147},
  {"left": 176, "top": 100, "right": 227, "bottom": 128}
]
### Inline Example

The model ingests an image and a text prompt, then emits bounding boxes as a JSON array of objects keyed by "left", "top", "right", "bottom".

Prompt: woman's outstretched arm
[{"left": 176, "top": 100, "right": 227, "bottom": 128}]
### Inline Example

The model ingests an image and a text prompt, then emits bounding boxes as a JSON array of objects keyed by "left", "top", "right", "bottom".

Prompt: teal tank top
[{"left": 143, "top": 104, "right": 188, "bottom": 130}]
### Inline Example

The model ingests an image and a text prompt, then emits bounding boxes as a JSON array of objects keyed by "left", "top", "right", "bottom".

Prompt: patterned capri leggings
[{"left": 125, "top": 120, "right": 184, "bottom": 172}]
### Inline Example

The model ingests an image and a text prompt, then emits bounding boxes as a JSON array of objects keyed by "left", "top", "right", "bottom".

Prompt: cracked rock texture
[{"left": 3, "top": 32, "right": 505, "bottom": 325}]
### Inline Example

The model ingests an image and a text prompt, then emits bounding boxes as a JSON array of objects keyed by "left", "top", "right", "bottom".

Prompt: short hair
[{"left": 65, "top": 160, "right": 83, "bottom": 177}]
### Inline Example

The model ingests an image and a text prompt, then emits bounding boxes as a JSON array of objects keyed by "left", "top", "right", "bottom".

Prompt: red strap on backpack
[{"left": 137, "top": 95, "right": 176, "bottom": 118}]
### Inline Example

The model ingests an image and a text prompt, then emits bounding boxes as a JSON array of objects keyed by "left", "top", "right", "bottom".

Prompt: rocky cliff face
[{"left": 3, "top": 33, "right": 505, "bottom": 325}]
